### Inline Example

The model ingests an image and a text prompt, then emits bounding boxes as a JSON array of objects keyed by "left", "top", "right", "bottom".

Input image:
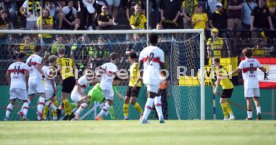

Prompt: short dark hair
[
  {"left": 34, "top": 45, "right": 42, "bottom": 52},
  {"left": 242, "top": 48, "right": 253, "bottom": 58},
  {"left": 48, "top": 55, "right": 57, "bottom": 63},
  {"left": 214, "top": 58, "right": 220, "bottom": 63},
  {"left": 17, "top": 53, "right": 26, "bottom": 60},
  {"left": 110, "top": 52, "right": 118, "bottom": 60},
  {"left": 149, "top": 34, "right": 158, "bottom": 45},
  {"left": 58, "top": 48, "right": 65, "bottom": 55},
  {"left": 114, "top": 76, "right": 121, "bottom": 81},
  {"left": 128, "top": 51, "right": 137, "bottom": 59}
]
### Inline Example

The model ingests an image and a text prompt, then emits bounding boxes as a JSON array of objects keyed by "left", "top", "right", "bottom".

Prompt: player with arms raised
[
  {"left": 139, "top": 34, "right": 165, "bottom": 124},
  {"left": 228, "top": 48, "right": 266, "bottom": 120},
  {"left": 57, "top": 48, "right": 77, "bottom": 120},
  {"left": 95, "top": 52, "right": 119, "bottom": 120},
  {"left": 4, "top": 53, "right": 29, "bottom": 120},
  {"left": 26, "top": 46, "right": 46, "bottom": 121}
]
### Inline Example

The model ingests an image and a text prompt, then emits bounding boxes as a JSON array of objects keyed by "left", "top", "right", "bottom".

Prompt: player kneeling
[
  {"left": 71, "top": 70, "right": 95, "bottom": 120},
  {"left": 213, "top": 58, "right": 235, "bottom": 120},
  {"left": 42, "top": 55, "right": 61, "bottom": 120},
  {"left": 5, "top": 53, "right": 29, "bottom": 120}
]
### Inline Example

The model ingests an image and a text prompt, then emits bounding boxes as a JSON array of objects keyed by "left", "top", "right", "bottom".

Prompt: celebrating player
[
  {"left": 139, "top": 34, "right": 165, "bottom": 124},
  {"left": 213, "top": 58, "right": 235, "bottom": 120},
  {"left": 95, "top": 52, "right": 119, "bottom": 120},
  {"left": 123, "top": 51, "right": 143, "bottom": 120},
  {"left": 42, "top": 55, "right": 60, "bottom": 120},
  {"left": 227, "top": 48, "right": 266, "bottom": 120},
  {"left": 26, "top": 46, "right": 46, "bottom": 121},
  {"left": 70, "top": 70, "right": 95, "bottom": 120},
  {"left": 57, "top": 48, "right": 77, "bottom": 120},
  {"left": 4, "top": 53, "right": 29, "bottom": 120},
  {"left": 88, "top": 76, "right": 124, "bottom": 120}
]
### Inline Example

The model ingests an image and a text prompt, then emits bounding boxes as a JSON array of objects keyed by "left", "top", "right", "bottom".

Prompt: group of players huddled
[{"left": 4, "top": 34, "right": 166, "bottom": 124}]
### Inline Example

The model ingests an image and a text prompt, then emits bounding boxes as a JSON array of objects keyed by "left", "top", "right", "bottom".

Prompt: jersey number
[
  {"left": 148, "top": 52, "right": 154, "bottom": 64},
  {"left": 249, "top": 63, "right": 254, "bottom": 74},
  {"left": 65, "top": 61, "right": 70, "bottom": 73},
  {"left": 13, "top": 65, "right": 21, "bottom": 75}
]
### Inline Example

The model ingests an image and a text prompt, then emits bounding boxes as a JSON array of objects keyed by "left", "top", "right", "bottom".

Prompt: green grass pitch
[{"left": 0, "top": 121, "right": 276, "bottom": 145}]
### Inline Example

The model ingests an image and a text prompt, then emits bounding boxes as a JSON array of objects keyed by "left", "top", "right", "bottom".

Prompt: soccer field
[{"left": 0, "top": 121, "right": 276, "bottom": 145}]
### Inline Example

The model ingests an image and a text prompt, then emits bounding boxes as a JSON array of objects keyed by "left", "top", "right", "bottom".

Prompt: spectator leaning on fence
[
  {"left": 209, "top": 2, "right": 227, "bottom": 37},
  {"left": 126, "top": 0, "right": 145, "bottom": 21},
  {"left": 1, "top": 0, "right": 16, "bottom": 28},
  {"left": 192, "top": 5, "right": 208, "bottom": 29},
  {"left": 129, "top": 4, "right": 147, "bottom": 29},
  {"left": 20, "top": 0, "right": 41, "bottom": 30},
  {"left": 250, "top": 0, "right": 275, "bottom": 37},
  {"left": 37, "top": 9, "right": 54, "bottom": 44},
  {"left": 0, "top": 10, "right": 9, "bottom": 47},
  {"left": 62, "top": 0, "right": 77, "bottom": 29},
  {"left": 207, "top": 28, "right": 224, "bottom": 58},
  {"left": 242, "top": 0, "right": 257, "bottom": 30}
]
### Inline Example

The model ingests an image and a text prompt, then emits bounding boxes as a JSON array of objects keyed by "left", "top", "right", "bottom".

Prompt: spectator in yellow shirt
[
  {"left": 207, "top": 28, "right": 224, "bottom": 58},
  {"left": 37, "top": 9, "right": 54, "bottom": 44},
  {"left": 129, "top": 4, "right": 147, "bottom": 29},
  {"left": 19, "top": 35, "right": 35, "bottom": 56},
  {"left": 192, "top": 5, "right": 208, "bottom": 29}
]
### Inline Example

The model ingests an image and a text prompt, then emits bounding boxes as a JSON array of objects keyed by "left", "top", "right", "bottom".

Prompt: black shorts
[
  {"left": 221, "top": 89, "right": 233, "bottom": 98},
  {"left": 62, "top": 76, "right": 76, "bottom": 93},
  {"left": 126, "top": 86, "right": 141, "bottom": 98}
]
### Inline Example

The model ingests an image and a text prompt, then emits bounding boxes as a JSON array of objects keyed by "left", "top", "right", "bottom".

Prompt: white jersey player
[
  {"left": 138, "top": 34, "right": 165, "bottom": 124},
  {"left": 5, "top": 53, "right": 29, "bottom": 120},
  {"left": 26, "top": 46, "right": 46, "bottom": 120},
  {"left": 95, "top": 52, "right": 118, "bottom": 120},
  {"left": 42, "top": 55, "right": 60, "bottom": 120},
  {"left": 228, "top": 48, "right": 266, "bottom": 120}
]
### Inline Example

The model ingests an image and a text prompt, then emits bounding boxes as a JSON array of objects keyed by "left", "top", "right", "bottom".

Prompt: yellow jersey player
[
  {"left": 213, "top": 58, "right": 235, "bottom": 120},
  {"left": 123, "top": 51, "right": 143, "bottom": 120},
  {"left": 57, "top": 48, "right": 77, "bottom": 120}
]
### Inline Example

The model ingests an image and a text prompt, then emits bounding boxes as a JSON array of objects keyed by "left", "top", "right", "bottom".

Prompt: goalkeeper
[{"left": 87, "top": 77, "right": 124, "bottom": 120}]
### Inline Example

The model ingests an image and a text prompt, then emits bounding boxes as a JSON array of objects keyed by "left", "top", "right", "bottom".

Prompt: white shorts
[
  {"left": 102, "top": 88, "right": 114, "bottom": 100},
  {"left": 28, "top": 79, "right": 45, "bottom": 95},
  {"left": 71, "top": 93, "right": 83, "bottom": 103},
  {"left": 146, "top": 84, "right": 159, "bottom": 94},
  {"left": 10, "top": 88, "right": 28, "bottom": 100},
  {"left": 244, "top": 88, "right": 260, "bottom": 98},
  {"left": 106, "top": 0, "right": 120, "bottom": 7},
  {"left": 45, "top": 88, "right": 55, "bottom": 100}
]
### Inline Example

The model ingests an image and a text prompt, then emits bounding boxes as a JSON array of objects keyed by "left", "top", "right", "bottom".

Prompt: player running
[
  {"left": 139, "top": 34, "right": 165, "bottom": 124},
  {"left": 26, "top": 46, "right": 46, "bottom": 121},
  {"left": 57, "top": 48, "right": 77, "bottom": 120},
  {"left": 213, "top": 58, "right": 235, "bottom": 120},
  {"left": 88, "top": 77, "right": 124, "bottom": 120},
  {"left": 123, "top": 51, "right": 143, "bottom": 120},
  {"left": 95, "top": 52, "right": 119, "bottom": 120},
  {"left": 4, "top": 53, "right": 29, "bottom": 120},
  {"left": 42, "top": 55, "right": 60, "bottom": 120},
  {"left": 227, "top": 48, "right": 266, "bottom": 120},
  {"left": 70, "top": 70, "right": 95, "bottom": 120}
]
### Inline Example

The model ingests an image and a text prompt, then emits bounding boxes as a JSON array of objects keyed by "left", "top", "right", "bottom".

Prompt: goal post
[{"left": 0, "top": 29, "right": 206, "bottom": 120}]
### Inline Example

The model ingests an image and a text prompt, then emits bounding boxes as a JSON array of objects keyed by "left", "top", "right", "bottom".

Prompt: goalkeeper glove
[{"left": 264, "top": 72, "right": 269, "bottom": 80}]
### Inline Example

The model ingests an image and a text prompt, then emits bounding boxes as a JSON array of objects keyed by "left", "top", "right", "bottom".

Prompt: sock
[
  {"left": 108, "top": 106, "right": 115, "bottom": 120},
  {"left": 225, "top": 101, "right": 233, "bottom": 115},
  {"left": 247, "top": 110, "right": 253, "bottom": 119},
  {"left": 133, "top": 102, "right": 143, "bottom": 114},
  {"left": 43, "top": 105, "right": 49, "bottom": 120},
  {"left": 37, "top": 96, "right": 46, "bottom": 120},
  {"left": 142, "top": 98, "right": 154, "bottom": 121},
  {"left": 21, "top": 101, "right": 29, "bottom": 117},
  {"left": 63, "top": 99, "right": 72, "bottom": 116},
  {"left": 256, "top": 106, "right": 261, "bottom": 115},
  {"left": 154, "top": 96, "right": 164, "bottom": 120},
  {"left": 5, "top": 103, "right": 13, "bottom": 119},
  {"left": 123, "top": 103, "right": 129, "bottom": 118},
  {"left": 75, "top": 103, "right": 88, "bottom": 116},
  {"left": 97, "top": 102, "right": 110, "bottom": 118},
  {"left": 52, "top": 100, "right": 58, "bottom": 119},
  {"left": 221, "top": 102, "right": 229, "bottom": 118}
]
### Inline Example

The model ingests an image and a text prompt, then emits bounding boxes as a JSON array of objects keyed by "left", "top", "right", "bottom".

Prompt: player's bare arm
[
  {"left": 5, "top": 70, "right": 11, "bottom": 85},
  {"left": 24, "top": 69, "right": 29, "bottom": 90}
]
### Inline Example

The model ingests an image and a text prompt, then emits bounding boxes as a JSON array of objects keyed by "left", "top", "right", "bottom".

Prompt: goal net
[{"left": 0, "top": 29, "right": 205, "bottom": 120}]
